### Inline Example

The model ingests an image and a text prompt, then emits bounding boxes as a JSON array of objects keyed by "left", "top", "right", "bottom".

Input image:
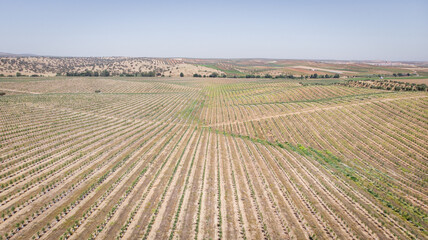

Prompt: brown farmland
[{"left": 0, "top": 76, "right": 427, "bottom": 240}]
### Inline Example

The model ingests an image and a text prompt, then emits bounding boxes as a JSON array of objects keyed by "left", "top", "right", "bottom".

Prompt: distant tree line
[
  {"left": 350, "top": 73, "right": 416, "bottom": 78},
  {"left": 308, "top": 73, "right": 340, "bottom": 79},
  {"left": 393, "top": 73, "right": 411, "bottom": 77},
  {"left": 192, "top": 72, "right": 226, "bottom": 78},
  {"left": 0, "top": 73, "right": 44, "bottom": 77},
  {"left": 65, "top": 70, "right": 110, "bottom": 77},
  {"left": 139, "top": 71, "right": 156, "bottom": 77},
  {"left": 193, "top": 73, "right": 309, "bottom": 79},
  {"left": 0, "top": 71, "right": 347, "bottom": 79},
  {"left": 341, "top": 79, "right": 427, "bottom": 92},
  {"left": 192, "top": 73, "right": 340, "bottom": 79},
  {"left": 63, "top": 70, "right": 156, "bottom": 77},
  {"left": 240, "top": 73, "right": 340, "bottom": 79}
]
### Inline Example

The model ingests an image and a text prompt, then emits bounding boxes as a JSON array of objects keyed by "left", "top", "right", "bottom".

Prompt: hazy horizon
[
  {"left": 2, "top": 53, "right": 428, "bottom": 63},
  {"left": 1, "top": 0, "right": 428, "bottom": 61}
]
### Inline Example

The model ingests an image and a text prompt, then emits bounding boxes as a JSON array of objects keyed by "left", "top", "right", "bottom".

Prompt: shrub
[
  {"left": 100, "top": 70, "right": 110, "bottom": 77},
  {"left": 209, "top": 72, "right": 219, "bottom": 78},
  {"left": 416, "top": 84, "right": 427, "bottom": 91}
]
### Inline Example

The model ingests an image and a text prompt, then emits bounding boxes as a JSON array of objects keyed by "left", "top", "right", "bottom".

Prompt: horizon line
[{"left": 1, "top": 52, "right": 427, "bottom": 63}]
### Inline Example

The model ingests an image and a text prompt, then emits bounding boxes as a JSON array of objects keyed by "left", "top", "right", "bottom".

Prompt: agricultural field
[
  {"left": 183, "top": 58, "right": 428, "bottom": 78},
  {"left": 2, "top": 56, "right": 428, "bottom": 79},
  {"left": 0, "top": 76, "right": 427, "bottom": 240}
]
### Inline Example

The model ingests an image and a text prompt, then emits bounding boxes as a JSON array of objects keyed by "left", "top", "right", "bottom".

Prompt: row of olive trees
[
  {"left": 190, "top": 73, "right": 341, "bottom": 79},
  {"left": 63, "top": 70, "right": 157, "bottom": 77},
  {"left": 65, "top": 70, "right": 110, "bottom": 77}
]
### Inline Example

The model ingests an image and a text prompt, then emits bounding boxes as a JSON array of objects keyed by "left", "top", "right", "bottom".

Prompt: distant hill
[
  {"left": 0, "top": 55, "right": 427, "bottom": 77},
  {"left": 0, "top": 56, "right": 223, "bottom": 77},
  {"left": 0, "top": 52, "right": 39, "bottom": 57}
]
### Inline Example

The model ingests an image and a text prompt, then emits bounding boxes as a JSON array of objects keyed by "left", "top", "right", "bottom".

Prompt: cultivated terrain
[
  {"left": 1, "top": 56, "right": 428, "bottom": 79},
  {"left": 0, "top": 59, "right": 427, "bottom": 240}
]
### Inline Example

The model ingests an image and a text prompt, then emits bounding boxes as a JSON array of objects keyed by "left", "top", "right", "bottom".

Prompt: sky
[{"left": 1, "top": 0, "right": 428, "bottom": 61}]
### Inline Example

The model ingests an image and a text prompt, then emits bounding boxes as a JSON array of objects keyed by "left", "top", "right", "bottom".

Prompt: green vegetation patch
[{"left": 209, "top": 128, "right": 427, "bottom": 237}]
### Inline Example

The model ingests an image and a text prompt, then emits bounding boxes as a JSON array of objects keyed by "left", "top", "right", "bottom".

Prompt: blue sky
[{"left": 1, "top": 0, "right": 427, "bottom": 60}]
